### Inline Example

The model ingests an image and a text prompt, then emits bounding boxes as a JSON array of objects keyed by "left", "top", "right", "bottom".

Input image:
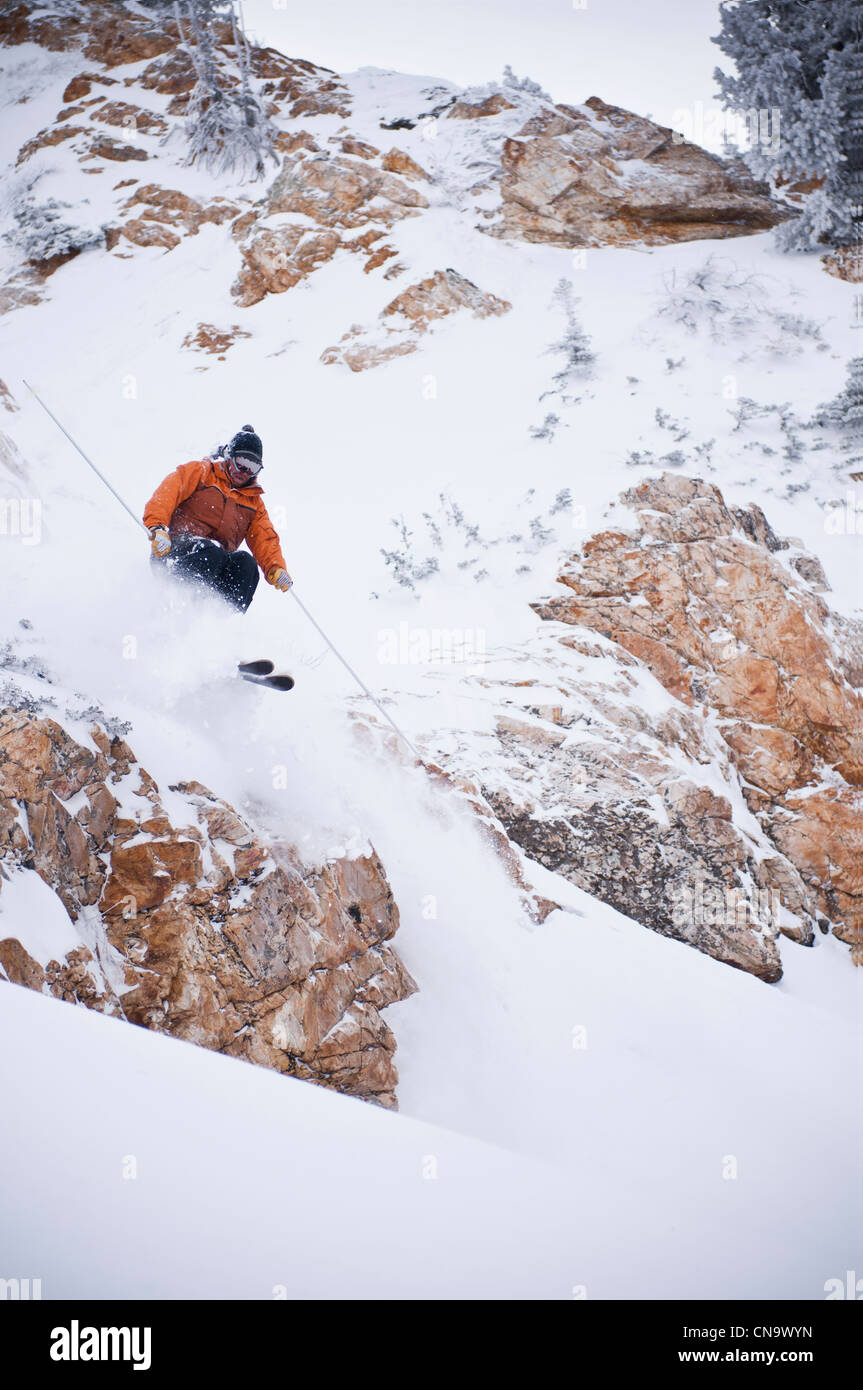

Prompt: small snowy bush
[
  {"left": 625, "top": 438, "right": 715, "bottom": 472},
  {"left": 529, "top": 412, "right": 561, "bottom": 444},
  {"left": 655, "top": 407, "right": 690, "bottom": 442},
  {"left": 655, "top": 255, "right": 826, "bottom": 357},
  {"left": 8, "top": 196, "right": 103, "bottom": 264},
  {"left": 375, "top": 489, "right": 575, "bottom": 596},
  {"left": 726, "top": 397, "right": 814, "bottom": 471}
]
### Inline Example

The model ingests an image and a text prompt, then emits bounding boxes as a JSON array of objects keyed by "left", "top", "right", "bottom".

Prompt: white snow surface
[
  {"left": 0, "top": 867, "right": 81, "bottom": 967},
  {"left": 0, "top": 27, "right": 860, "bottom": 1299}
]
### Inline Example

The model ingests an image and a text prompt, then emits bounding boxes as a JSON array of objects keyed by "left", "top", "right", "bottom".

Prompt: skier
[{"left": 143, "top": 425, "right": 292, "bottom": 613}]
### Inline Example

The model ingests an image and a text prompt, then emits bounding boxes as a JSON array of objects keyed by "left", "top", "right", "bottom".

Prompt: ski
[
  {"left": 240, "top": 671, "right": 295, "bottom": 692},
  {"left": 237, "top": 660, "right": 293, "bottom": 691},
  {"left": 238, "top": 659, "right": 275, "bottom": 676}
]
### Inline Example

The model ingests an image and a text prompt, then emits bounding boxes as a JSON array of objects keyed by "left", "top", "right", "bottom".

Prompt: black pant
[{"left": 167, "top": 536, "right": 259, "bottom": 613}]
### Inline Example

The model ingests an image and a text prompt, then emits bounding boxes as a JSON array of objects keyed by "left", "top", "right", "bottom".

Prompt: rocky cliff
[
  {"left": 419, "top": 475, "right": 862, "bottom": 981},
  {"left": 535, "top": 474, "right": 863, "bottom": 956},
  {"left": 0, "top": 702, "right": 416, "bottom": 1106},
  {"left": 488, "top": 96, "right": 783, "bottom": 247},
  {"left": 0, "top": 0, "right": 789, "bottom": 360}
]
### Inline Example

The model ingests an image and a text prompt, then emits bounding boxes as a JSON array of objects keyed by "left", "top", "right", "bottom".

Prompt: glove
[
  {"left": 149, "top": 527, "right": 172, "bottom": 558},
  {"left": 267, "top": 566, "right": 293, "bottom": 592}
]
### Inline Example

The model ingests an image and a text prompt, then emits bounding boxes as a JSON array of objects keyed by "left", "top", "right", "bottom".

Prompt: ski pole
[
  {"left": 289, "top": 590, "right": 420, "bottom": 759},
  {"left": 23, "top": 380, "right": 422, "bottom": 761},
  {"left": 23, "top": 380, "right": 147, "bottom": 534}
]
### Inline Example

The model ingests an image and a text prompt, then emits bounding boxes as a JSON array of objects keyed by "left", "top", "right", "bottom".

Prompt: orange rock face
[
  {"left": 491, "top": 95, "right": 786, "bottom": 247},
  {"left": 266, "top": 149, "right": 427, "bottom": 230},
  {"left": 228, "top": 146, "right": 428, "bottom": 305},
  {"left": 447, "top": 93, "right": 516, "bottom": 119},
  {"left": 181, "top": 322, "right": 252, "bottom": 359},
  {"left": 16, "top": 125, "right": 88, "bottom": 165},
  {"left": 232, "top": 224, "right": 341, "bottom": 305},
  {"left": 822, "top": 247, "right": 863, "bottom": 283},
  {"left": 337, "top": 135, "right": 380, "bottom": 159},
  {"left": 92, "top": 100, "right": 168, "bottom": 135},
  {"left": 138, "top": 47, "right": 196, "bottom": 98},
  {"left": 62, "top": 73, "right": 96, "bottom": 102},
  {"left": 0, "top": 0, "right": 177, "bottom": 64},
  {"left": 0, "top": 709, "right": 416, "bottom": 1107},
  {"left": 533, "top": 474, "right": 863, "bottom": 953},
  {"left": 322, "top": 268, "right": 511, "bottom": 371},
  {"left": 382, "top": 268, "right": 511, "bottom": 329},
  {"left": 380, "top": 147, "right": 430, "bottom": 181},
  {"left": 85, "top": 137, "right": 148, "bottom": 163},
  {"left": 107, "top": 185, "right": 241, "bottom": 253},
  {"left": 82, "top": 6, "right": 176, "bottom": 67}
]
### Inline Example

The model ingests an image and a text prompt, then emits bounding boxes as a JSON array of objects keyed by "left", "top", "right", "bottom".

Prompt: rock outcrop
[
  {"left": 0, "top": 0, "right": 175, "bottom": 63},
  {"left": 181, "top": 321, "right": 251, "bottom": 361},
  {"left": 423, "top": 630, "right": 790, "bottom": 982},
  {"left": 822, "top": 246, "right": 863, "bottom": 283},
  {"left": 321, "top": 268, "right": 511, "bottom": 371},
  {"left": 489, "top": 97, "right": 786, "bottom": 247},
  {"left": 530, "top": 474, "right": 863, "bottom": 957},
  {"left": 231, "top": 146, "right": 427, "bottom": 305},
  {"left": 0, "top": 707, "right": 416, "bottom": 1107},
  {"left": 414, "top": 475, "right": 861, "bottom": 981},
  {"left": 0, "top": 0, "right": 791, "bottom": 329},
  {"left": 106, "top": 184, "right": 241, "bottom": 253}
]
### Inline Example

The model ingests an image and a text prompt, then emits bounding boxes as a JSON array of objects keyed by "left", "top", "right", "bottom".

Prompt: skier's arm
[
  {"left": 246, "top": 500, "right": 290, "bottom": 585},
  {"left": 142, "top": 459, "right": 206, "bottom": 532}
]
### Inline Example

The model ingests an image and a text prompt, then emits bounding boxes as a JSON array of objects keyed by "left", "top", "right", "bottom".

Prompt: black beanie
[{"left": 229, "top": 425, "right": 263, "bottom": 464}]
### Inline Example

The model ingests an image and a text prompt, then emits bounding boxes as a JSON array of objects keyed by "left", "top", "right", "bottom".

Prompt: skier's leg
[
  {"left": 215, "top": 550, "right": 259, "bottom": 613},
  {"left": 168, "top": 536, "right": 230, "bottom": 593}
]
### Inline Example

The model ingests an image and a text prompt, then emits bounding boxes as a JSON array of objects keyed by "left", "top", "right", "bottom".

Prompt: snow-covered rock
[
  {"left": 321, "top": 267, "right": 511, "bottom": 371},
  {"left": 0, "top": 703, "right": 416, "bottom": 1107},
  {"left": 0, "top": 0, "right": 790, "bottom": 336},
  {"left": 491, "top": 97, "right": 785, "bottom": 247},
  {"left": 531, "top": 473, "right": 863, "bottom": 958}
]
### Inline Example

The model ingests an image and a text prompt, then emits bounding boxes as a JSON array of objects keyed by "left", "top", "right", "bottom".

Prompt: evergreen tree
[
  {"left": 816, "top": 357, "right": 863, "bottom": 456},
  {"left": 174, "top": 0, "right": 277, "bottom": 182},
  {"left": 712, "top": 0, "right": 862, "bottom": 249},
  {"left": 547, "top": 278, "right": 595, "bottom": 390},
  {"left": 502, "top": 65, "right": 551, "bottom": 102}
]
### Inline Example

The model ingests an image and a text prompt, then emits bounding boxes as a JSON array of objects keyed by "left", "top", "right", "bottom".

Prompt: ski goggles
[{"left": 230, "top": 453, "right": 263, "bottom": 479}]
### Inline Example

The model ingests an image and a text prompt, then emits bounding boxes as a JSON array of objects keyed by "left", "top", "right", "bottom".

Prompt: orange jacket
[{"left": 143, "top": 457, "right": 286, "bottom": 579}]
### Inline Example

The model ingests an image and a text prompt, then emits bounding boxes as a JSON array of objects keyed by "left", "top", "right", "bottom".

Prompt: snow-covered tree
[
  {"left": 814, "top": 357, "right": 863, "bottom": 458},
  {"left": 547, "top": 278, "right": 595, "bottom": 389},
  {"left": 8, "top": 195, "right": 103, "bottom": 264},
  {"left": 530, "top": 279, "right": 596, "bottom": 439},
  {"left": 502, "top": 65, "right": 551, "bottom": 102},
  {"left": 174, "top": 0, "right": 277, "bottom": 181},
  {"left": 712, "top": 0, "right": 861, "bottom": 249}
]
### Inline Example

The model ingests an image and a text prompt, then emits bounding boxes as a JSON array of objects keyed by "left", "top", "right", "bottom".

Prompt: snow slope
[
  {"left": 0, "top": 22, "right": 860, "bottom": 1298},
  {"left": 0, "top": 942, "right": 857, "bottom": 1300}
]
